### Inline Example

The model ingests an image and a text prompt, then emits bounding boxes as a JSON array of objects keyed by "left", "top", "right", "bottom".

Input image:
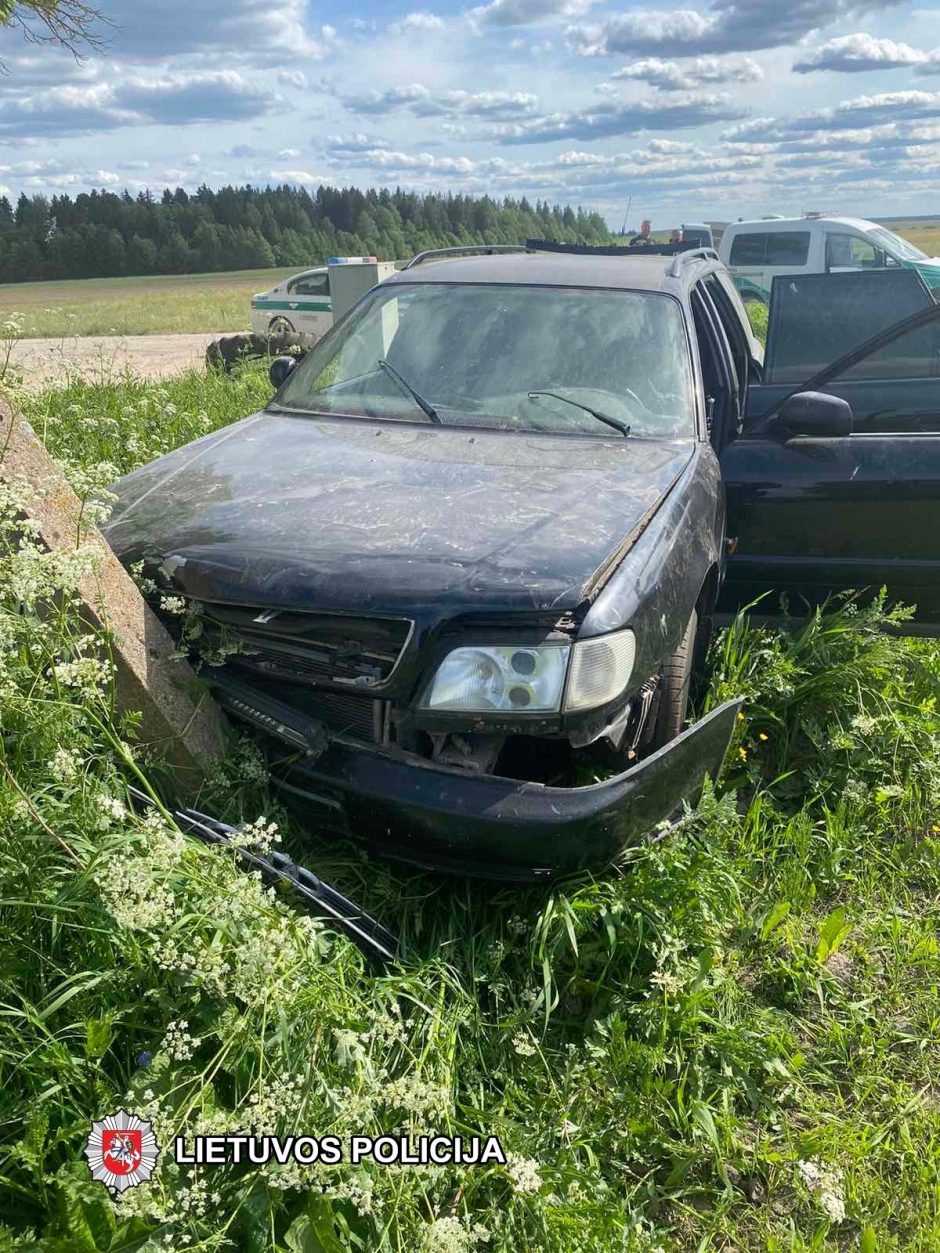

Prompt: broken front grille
[{"left": 195, "top": 604, "right": 412, "bottom": 690}]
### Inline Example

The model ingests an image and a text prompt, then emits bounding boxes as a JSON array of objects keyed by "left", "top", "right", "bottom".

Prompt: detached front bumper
[{"left": 266, "top": 697, "right": 742, "bottom": 880}]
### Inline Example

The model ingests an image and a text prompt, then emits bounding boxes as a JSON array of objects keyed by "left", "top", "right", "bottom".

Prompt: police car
[{"left": 250, "top": 266, "right": 335, "bottom": 343}]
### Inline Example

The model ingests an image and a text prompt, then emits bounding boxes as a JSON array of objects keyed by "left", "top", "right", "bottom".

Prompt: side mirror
[
  {"left": 774, "top": 390, "right": 852, "bottom": 439},
  {"left": 269, "top": 355, "right": 297, "bottom": 390}
]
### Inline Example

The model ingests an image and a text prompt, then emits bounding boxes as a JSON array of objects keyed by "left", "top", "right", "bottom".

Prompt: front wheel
[
  {"left": 268, "top": 316, "right": 295, "bottom": 338},
  {"left": 650, "top": 608, "right": 697, "bottom": 750}
]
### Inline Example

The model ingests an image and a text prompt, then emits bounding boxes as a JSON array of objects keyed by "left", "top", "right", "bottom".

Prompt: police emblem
[{"left": 84, "top": 1109, "right": 159, "bottom": 1192}]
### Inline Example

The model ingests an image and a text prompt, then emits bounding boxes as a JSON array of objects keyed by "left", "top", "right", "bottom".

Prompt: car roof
[
  {"left": 726, "top": 216, "right": 880, "bottom": 233},
  {"left": 384, "top": 250, "right": 686, "bottom": 293}
]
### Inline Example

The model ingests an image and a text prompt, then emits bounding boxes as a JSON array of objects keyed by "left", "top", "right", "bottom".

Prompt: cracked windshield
[{"left": 275, "top": 282, "right": 695, "bottom": 438}]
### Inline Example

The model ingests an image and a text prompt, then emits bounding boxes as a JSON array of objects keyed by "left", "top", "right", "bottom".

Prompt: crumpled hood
[{"left": 105, "top": 411, "right": 692, "bottom": 615}]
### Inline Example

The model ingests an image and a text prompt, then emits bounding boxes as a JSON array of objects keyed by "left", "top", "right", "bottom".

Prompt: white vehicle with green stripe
[
  {"left": 251, "top": 266, "right": 333, "bottom": 343},
  {"left": 719, "top": 216, "right": 940, "bottom": 307}
]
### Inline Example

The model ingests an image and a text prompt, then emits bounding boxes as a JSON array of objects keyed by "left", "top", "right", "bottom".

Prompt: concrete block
[{"left": 1, "top": 402, "right": 228, "bottom": 797}]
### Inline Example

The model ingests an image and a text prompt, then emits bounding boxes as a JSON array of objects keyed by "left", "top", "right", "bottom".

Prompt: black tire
[
  {"left": 268, "top": 316, "right": 295, "bottom": 337},
  {"left": 651, "top": 608, "right": 697, "bottom": 749}
]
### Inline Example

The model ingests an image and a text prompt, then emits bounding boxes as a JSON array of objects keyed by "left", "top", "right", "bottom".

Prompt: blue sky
[{"left": 1, "top": 0, "right": 939, "bottom": 226}]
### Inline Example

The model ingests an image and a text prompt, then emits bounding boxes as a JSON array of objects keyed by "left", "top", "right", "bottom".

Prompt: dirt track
[{"left": 10, "top": 332, "right": 228, "bottom": 388}]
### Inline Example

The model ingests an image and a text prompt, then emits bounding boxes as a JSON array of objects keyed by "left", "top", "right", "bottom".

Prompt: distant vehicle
[
  {"left": 680, "top": 223, "right": 714, "bottom": 248},
  {"left": 719, "top": 215, "right": 940, "bottom": 305},
  {"left": 251, "top": 266, "right": 333, "bottom": 343},
  {"left": 250, "top": 258, "right": 399, "bottom": 344}
]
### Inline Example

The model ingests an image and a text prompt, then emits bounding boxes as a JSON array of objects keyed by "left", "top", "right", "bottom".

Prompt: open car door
[{"left": 720, "top": 270, "right": 940, "bottom": 629}]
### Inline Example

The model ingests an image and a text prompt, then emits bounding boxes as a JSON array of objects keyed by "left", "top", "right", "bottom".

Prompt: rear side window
[
  {"left": 728, "top": 233, "right": 764, "bottom": 265},
  {"left": 729, "top": 231, "right": 810, "bottom": 267}
]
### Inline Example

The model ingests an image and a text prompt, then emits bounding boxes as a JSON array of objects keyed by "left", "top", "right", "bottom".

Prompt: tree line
[{"left": 0, "top": 183, "right": 614, "bottom": 284}]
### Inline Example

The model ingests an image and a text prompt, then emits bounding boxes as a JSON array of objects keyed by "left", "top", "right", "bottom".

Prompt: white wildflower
[
  {"left": 49, "top": 747, "right": 80, "bottom": 783},
  {"left": 650, "top": 968, "right": 684, "bottom": 995},
  {"left": 161, "top": 1019, "right": 198, "bottom": 1062},
  {"left": 234, "top": 815, "right": 281, "bottom": 853},
  {"left": 96, "top": 856, "right": 176, "bottom": 932},
  {"left": 333, "top": 1028, "right": 369, "bottom": 1069},
  {"left": 506, "top": 1154, "right": 542, "bottom": 1195},
  {"left": 423, "top": 1217, "right": 489, "bottom": 1252},
  {"left": 512, "top": 1030, "right": 537, "bottom": 1057},
  {"left": 52, "top": 655, "right": 111, "bottom": 694},
  {"left": 95, "top": 793, "right": 127, "bottom": 827},
  {"left": 159, "top": 595, "right": 187, "bottom": 615}
]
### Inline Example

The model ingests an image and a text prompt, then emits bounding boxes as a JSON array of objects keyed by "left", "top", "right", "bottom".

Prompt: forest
[{"left": 0, "top": 183, "right": 614, "bottom": 283}]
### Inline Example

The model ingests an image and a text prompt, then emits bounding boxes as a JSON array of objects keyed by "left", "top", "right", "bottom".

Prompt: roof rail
[
  {"left": 402, "top": 244, "right": 529, "bottom": 270},
  {"left": 526, "top": 238, "right": 692, "bottom": 257},
  {"left": 667, "top": 246, "right": 720, "bottom": 277}
]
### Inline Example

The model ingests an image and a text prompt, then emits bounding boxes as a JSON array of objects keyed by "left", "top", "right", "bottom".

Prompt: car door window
[
  {"left": 762, "top": 270, "right": 932, "bottom": 385},
  {"left": 826, "top": 233, "right": 889, "bottom": 271},
  {"left": 837, "top": 316, "right": 940, "bottom": 383},
  {"left": 290, "top": 273, "right": 329, "bottom": 297}
]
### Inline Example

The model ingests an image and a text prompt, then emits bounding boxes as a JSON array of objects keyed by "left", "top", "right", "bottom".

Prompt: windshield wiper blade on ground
[
  {"left": 378, "top": 358, "right": 443, "bottom": 425},
  {"left": 527, "top": 390, "right": 631, "bottom": 437}
]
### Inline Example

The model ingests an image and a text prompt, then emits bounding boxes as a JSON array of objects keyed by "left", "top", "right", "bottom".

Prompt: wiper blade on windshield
[
  {"left": 527, "top": 390, "right": 631, "bottom": 438},
  {"left": 378, "top": 359, "right": 442, "bottom": 425}
]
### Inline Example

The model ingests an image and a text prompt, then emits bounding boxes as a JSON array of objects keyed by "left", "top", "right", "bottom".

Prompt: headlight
[
  {"left": 563, "top": 630, "right": 636, "bottom": 712},
  {"left": 422, "top": 629, "right": 637, "bottom": 716},
  {"left": 422, "top": 645, "right": 570, "bottom": 713}
]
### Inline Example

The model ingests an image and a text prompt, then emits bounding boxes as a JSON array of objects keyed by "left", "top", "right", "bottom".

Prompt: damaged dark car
[{"left": 104, "top": 249, "right": 940, "bottom": 878}]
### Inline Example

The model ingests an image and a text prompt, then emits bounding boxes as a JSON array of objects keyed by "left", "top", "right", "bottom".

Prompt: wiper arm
[
  {"left": 527, "top": 390, "right": 631, "bottom": 437},
  {"left": 378, "top": 359, "right": 442, "bottom": 425}
]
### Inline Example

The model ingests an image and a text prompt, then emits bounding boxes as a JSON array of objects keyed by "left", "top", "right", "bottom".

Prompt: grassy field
[
  {"left": 0, "top": 361, "right": 939, "bottom": 1249},
  {"left": 0, "top": 267, "right": 294, "bottom": 338},
  {"left": 880, "top": 224, "right": 940, "bottom": 255},
  {"left": 4, "top": 221, "right": 937, "bottom": 342}
]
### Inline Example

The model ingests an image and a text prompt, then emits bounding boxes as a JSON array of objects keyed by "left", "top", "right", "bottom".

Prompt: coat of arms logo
[{"left": 84, "top": 1109, "right": 160, "bottom": 1192}]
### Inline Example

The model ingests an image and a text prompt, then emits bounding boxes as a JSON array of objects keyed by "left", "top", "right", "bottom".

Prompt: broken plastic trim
[
  {"left": 206, "top": 671, "right": 331, "bottom": 757},
  {"left": 128, "top": 786, "right": 399, "bottom": 966}
]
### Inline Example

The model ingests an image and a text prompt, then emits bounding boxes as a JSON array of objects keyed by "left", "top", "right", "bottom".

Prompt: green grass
[
  {"left": 1, "top": 364, "right": 940, "bottom": 1250},
  {"left": 0, "top": 267, "right": 294, "bottom": 339}
]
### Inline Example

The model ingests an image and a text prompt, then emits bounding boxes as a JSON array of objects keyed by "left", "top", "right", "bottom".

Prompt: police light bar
[{"left": 328, "top": 255, "right": 378, "bottom": 265}]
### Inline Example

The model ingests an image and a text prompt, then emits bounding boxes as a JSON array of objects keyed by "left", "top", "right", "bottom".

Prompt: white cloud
[
  {"left": 94, "top": 0, "right": 327, "bottom": 62},
  {"left": 489, "top": 91, "right": 748, "bottom": 144},
  {"left": 268, "top": 169, "right": 334, "bottom": 184},
  {"left": 389, "top": 11, "right": 447, "bottom": 33},
  {"left": 0, "top": 70, "right": 276, "bottom": 138},
  {"left": 343, "top": 83, "right": 540, "bottom": 120},
  {"left": 724, "top": 89, "right": 940, "bottom": 141},
  {"left": 794, "top": 34, "right": 934, "bottom": 74},
  {"left": 613, "top": 54, "right": 763, "bottom": 89},
  {"left": 469, "top": 0, "right": 593, "bottom": 29},
  {"left": 278, "top": 69, "right": 309, "bottom": 89},
  {"left": 567, "top": 0, "right": 898, "bottom": 57}
]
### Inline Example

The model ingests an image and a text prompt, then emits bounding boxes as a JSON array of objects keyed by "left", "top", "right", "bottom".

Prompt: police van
[{"left": 719, "top": 215, "right": 940, "bottom": 305}]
